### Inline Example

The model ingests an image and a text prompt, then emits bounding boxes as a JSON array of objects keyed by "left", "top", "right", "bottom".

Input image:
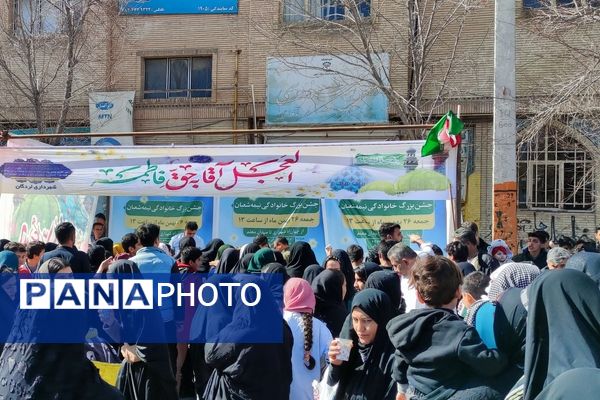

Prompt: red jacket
[{"left": 18, "top": 265, "right": 33, "bottom": 278}]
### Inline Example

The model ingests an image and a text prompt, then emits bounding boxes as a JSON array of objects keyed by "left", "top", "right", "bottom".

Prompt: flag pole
[
  {"left": 448, "top": 183, "right": 457, "bottom": 231},
  {"left": 454, "top": 104, "right": 462, "bottom": 230}
]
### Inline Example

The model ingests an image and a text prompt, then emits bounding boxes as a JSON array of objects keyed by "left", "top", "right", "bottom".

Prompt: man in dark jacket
[
  {"left": 366, "top": 223, "right": 403, "bottom": 265},
  {"left": 513, "top": 231, "right": 548, "bottom": 269},
  {"left": 41, "top": 222, "right": 91, "bottom": 273},
  {"left": 454, "top": 228, "right": 498, "bottom": 275}
]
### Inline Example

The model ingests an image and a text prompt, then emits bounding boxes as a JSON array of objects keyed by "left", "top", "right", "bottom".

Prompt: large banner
[
  {"left": 0, "top": 141, "right": 457, "bottom": 199},
  {"left": 89, "top": 91, "right": 135, "bottom": 146},
  {"left": 266, "top": 54, "right": 389, "bottom": 125},
  {"left": 109, "top": 196, "right": 214, "bottom": 246},
  {"left": 0, "top": 194, "right": 97, "bottom": 251},
  {"left": 107, "top": 196, "right": 449, "bottom": 261},
  {"left": 121, "top": 0, "right": 238, "bottom": 14}
]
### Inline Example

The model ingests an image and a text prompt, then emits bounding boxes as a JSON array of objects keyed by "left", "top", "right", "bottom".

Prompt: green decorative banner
[{"left": 354, "top": 153, "right": 405, "bottom": 169}]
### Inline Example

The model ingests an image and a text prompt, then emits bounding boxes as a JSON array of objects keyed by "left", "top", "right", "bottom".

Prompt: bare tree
[
  {"left": 0, "top": 0, "right": 125, "bottom": 134},
  {"left": 518, "top": 1, "right": 600, "bottom": 145},
  {"left": 515, "top": 1, "right": 600, "bottom": 210},
  {"left": 253, "top": 0, "right": 485, "bottom": 126}
]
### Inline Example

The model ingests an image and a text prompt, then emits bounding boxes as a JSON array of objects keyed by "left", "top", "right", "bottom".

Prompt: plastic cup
[{"left": 336, "top": 338, "right": 353, "bottom": 361}]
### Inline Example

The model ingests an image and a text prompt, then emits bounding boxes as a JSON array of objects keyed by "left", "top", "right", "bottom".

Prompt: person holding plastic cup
[{"left": 325, "top": 289, "right": 397, "bottom": 400}]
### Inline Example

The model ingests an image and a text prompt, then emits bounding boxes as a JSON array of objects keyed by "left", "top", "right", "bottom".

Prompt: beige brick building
[{"left": 1, "top": 0, "right": 598, "bottom": 248}]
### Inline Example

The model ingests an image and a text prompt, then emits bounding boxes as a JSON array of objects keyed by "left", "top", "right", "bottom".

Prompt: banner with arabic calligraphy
[
  {"left": 0, "top": 194, "right": 97, "bottom": 252},
  {"left": 323, "top": 199, "right": 449, "bottom": 255},
  {"left": 0, "top": 141, "right": 457, "bottom": 200},
  {"left": 109, "top": 196, "right": 214, "bottom": 247}
]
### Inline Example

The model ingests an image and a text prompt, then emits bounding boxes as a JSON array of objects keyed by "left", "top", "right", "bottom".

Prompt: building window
[
  {"left": 518, "top": 126, "right": 594, "bottom": 210},
  {"left": 283, "top": 0, "right": 370, "bottom": 23},
  {"left": 143, "top": 57, "right": 212, "bottom": 99},
  {"left": 13, "top": 0, "right": 66, "bottom": 35},
  {"left": 523, "top": 0, "right": 598, "bottom": 9}
]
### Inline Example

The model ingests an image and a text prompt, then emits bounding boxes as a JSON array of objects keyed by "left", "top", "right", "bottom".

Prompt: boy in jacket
[{"left": 386, "top": 256, "right": 507, "bottom": 400}]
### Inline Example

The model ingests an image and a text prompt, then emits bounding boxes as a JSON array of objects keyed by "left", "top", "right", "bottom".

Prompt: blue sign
[
  {"left": 95, "top": 101, "right": 114, "bottom": 110},
  {"left": 6, "top": 274, "right": 283, "bottom": 344},
  {"left": 121, "top": 0, "right": 238, "bottom": 15}
]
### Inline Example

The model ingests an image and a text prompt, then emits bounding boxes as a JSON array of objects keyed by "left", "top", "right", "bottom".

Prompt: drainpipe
[{"left": 232, "top": 49, "right": 241, "bottom": 144}]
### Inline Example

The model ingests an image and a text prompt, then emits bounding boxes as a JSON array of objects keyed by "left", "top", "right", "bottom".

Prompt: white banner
[
  {"left": 0, "top": 141, "right": 457, "bottom": 199},
  {"left": 89, "top": 91, "right": 135, "bottom": 146}
]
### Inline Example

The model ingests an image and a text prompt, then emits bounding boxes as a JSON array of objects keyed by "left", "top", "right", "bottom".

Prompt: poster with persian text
[
  {"left": 108, "top": 196, "right": 214, "bottom": 246},
  {"left": 0, "top": 141, "right": 457, "bottom": 200}
]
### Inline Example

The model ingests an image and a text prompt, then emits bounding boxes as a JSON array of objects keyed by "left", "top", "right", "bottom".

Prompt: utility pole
[{"left": 493, "top": 0, "right": 518, "bottom": 254}]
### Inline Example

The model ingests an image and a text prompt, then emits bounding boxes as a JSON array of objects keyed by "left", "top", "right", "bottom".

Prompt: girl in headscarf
[
  {"left": 287, "top": 241, "right": 318, "bottom": 278},
  {"left": 311, "top": 269, "right": 348, "bottom": 337},
  {"left": 487, "top": 262, "right": 540, "bottom": 302},
  {"left": 107, "top": 260, "right": 178, "bottom": 400},
  {"left": 326, "top": 289, "right": 396, "bottom": 400},
  {"left": 365, "top": 270, "right": 403, "bottom": 315},
  {"left": 273, "top": 250, "right": 287, "bottom": 266},
  {"left": 246, "top": 248, "right": 277, "bottom": 273},
  {"left": 331, "top": 249, "right": 356, "bottom": 304},
  {"left": 188, "top": 274, "right": 237, "bottom": 398},
  {"left": 0, "top": 250, "right": 18, "bottom": 271},
  {"left": 216, "top": 244, "right": 233, "bottom": 261},
  {"left": 303, "top": 264, "right": 324, "bottom": 284},
  {"left": 209, "top": 244, "right": 234, "bottom": 271},
  {"left": 174, "top": 237, "right": 196, "bottom": 260},
  {"left": 522, "top": 269, "right": 600, "bottom": 400},
  {"left": 566, "top": 251, "right": 600, "bottom": 289},
  {"left": 216, "top": 248, "right": 240, "bottom": 274},
  {"left": 240, "top": 242, "right": 260, "bottom": 259},
  {"left": 261, "top": 262, "right": 289, "bottom": 310},
  {"left": 201, "top": 239, "right": 225, "bottom": 263},
  {"left": 203, "top": 277, "right": 293, "bottom": 400},
  {"left": 354, "top": 263, "right": 382, "bottom": 292},
  {"left": 231, "top": 253, "right": 254, "bottom": 274},
  {"left": 284, "top": 278, "right": 332, "bottom": 400}
]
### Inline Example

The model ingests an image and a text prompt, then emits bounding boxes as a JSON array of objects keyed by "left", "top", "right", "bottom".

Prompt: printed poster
[{"left": 109, "top": 196, "right": 214, "bottom": 246}]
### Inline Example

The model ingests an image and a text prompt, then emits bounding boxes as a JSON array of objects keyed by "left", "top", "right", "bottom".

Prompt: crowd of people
[{"left": 0, "top": 218, "right": 599, "bottom": 400}]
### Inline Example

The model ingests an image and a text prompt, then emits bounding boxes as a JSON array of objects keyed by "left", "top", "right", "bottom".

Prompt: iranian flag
[{"left": 420, "top": 111, "right": 464, "bottom": 157}]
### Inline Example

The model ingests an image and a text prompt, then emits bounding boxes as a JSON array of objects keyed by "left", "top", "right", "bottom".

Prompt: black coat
[
  {"left": 203, "top": 323, "right": 293, "bottom": 400},
  {"left": 0, "top": 302, "right": 122, "bottom": 400},
  {"left": 41, "top": 245, "right": 92, "bottom": 273},
  {"left": 522, "top": 270, "right": 600, "bottom": 400},
  {"left": 387, "top": 308, "right": 507, "bottom": 400},
  {"left": 286, "top": 241, "right": 318, "bottom": 278},
  {"left": 312, "top": 269, "right": 348, "bottom": 337},
  {"left": 331, "top": 289, "right": 396, "bottom": 400},
  {"left": 108, "top": 260, "right": 178, "bottom": 400}
]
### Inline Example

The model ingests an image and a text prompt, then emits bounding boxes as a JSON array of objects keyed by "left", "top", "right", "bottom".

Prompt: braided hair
[{"left": 300, "top": 312, "right": 316, "bottom": 370}]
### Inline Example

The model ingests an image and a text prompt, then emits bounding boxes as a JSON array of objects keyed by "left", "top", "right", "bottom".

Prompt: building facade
[{"left": 0, "top": 0, "right": 598, "bottom": 248}]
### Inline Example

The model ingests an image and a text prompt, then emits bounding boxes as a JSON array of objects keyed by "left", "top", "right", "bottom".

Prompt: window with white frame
[
  {"left": 518, "top": 126, "right": 594, "bottom": 210},
  {"left": 143, "top": 57, "right": 213, "bottom": 99},
  {"left": 13, "top": 0, "right": 77, "bottom": 35},
  {"left": 283, "top": 0, "right": 370, "bottom": 23}
]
